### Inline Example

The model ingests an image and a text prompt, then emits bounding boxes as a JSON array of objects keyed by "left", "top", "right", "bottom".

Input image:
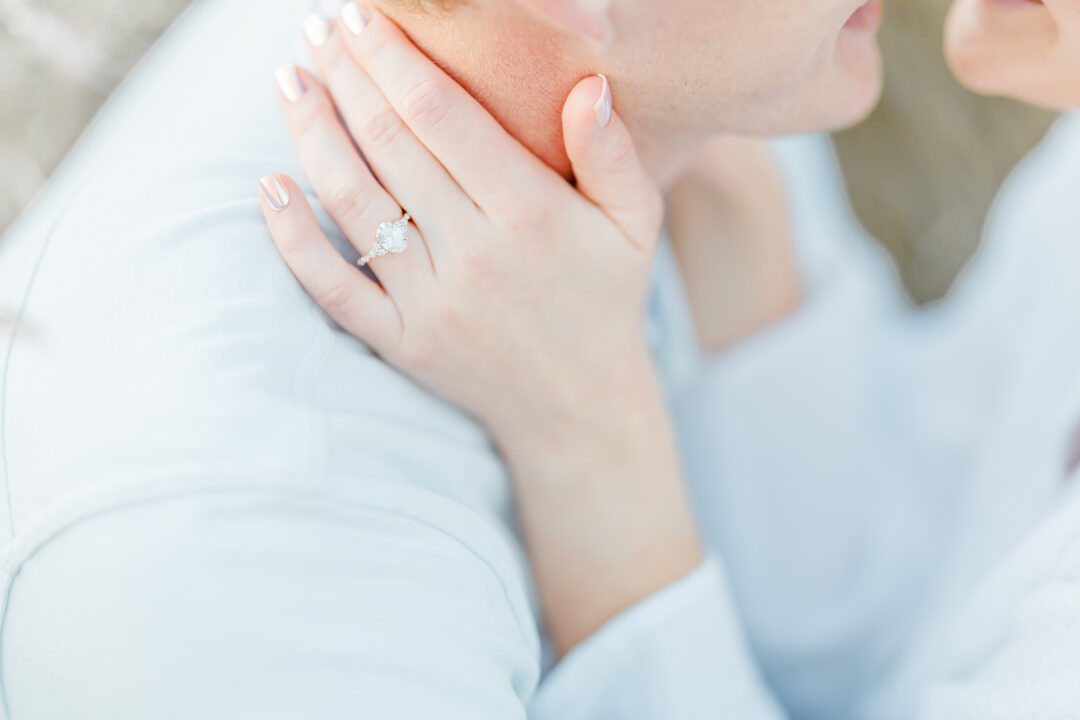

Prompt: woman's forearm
[
  {"left": 258, "top": 4, "right": 696, "bottom": 664},
  {"left": 495, "top": 356, "right": 703, "bottom": 658}
]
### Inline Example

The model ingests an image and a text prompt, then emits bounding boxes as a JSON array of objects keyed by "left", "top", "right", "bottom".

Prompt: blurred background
[{"left": 0, "top": 0, "right": 1059, "bottom": 303}]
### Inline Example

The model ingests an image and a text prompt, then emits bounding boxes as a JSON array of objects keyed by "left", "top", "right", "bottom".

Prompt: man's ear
[{"left": 515, "top": 0, "right": 614, "bottom": 45}]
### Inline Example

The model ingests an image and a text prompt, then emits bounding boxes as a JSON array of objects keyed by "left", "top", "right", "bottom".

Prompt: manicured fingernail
[
  {"left": 259, "top": 174, "right": 291, "bottom": 212},
  {"left": 275, "top": 64, "right": 306, "bottom": 102},
  {"left": 594, "top": 74, "right": 613, "bottom": 128},
  {"left": 304, "top": 14, "right": 330, "bottom": 47},
  {"left": 341, "top": 2, "right": 368, "bottom": 35}
]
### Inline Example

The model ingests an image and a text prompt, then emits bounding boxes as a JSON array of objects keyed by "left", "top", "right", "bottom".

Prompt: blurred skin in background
[
  {"left": 384, "top": 0, "right": 885, "bottom": 187},
  {"left": 377, "top": 0, "right": 884, "bottom": 352},
  {"left": 946, "top": 0, "right": 1080, "bottom": 109}
]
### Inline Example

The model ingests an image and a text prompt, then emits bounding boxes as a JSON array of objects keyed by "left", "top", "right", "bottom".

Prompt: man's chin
[
  {"left": 791, "top": 49, "right": 884, "bottom": 135},
  {"left": 833, "top": 63, "right": 885, "bottom": 131}
]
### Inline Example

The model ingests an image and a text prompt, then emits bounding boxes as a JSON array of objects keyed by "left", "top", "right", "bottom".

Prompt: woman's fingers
[
  {"left": 302, "top": 14, "right": 479, "bottom": 251},
  {"left": 274, "top": 63, "right": 435, "bottom": 286},
  {"left": 259, "top": 173, "right": 402, "bottom": 349},
  {"left": 562, "top": 75, "right": 664, "bottom": 252},
  {"left": 331, "top": 4, "right": 555, "bottom": 214}
]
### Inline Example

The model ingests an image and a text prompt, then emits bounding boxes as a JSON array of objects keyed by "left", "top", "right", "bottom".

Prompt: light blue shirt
[{"left": 3, "top": 0, "right": 1080, "bottom": 717}]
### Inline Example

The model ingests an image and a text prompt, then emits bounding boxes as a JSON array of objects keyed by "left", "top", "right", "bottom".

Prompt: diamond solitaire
[{"left": 358, "top": 213, "right": 411, "bottom": 266}]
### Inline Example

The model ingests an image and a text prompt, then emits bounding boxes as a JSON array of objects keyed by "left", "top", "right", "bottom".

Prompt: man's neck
[{"left": 386, "top": 6, "right": 706, "bottom": 191}]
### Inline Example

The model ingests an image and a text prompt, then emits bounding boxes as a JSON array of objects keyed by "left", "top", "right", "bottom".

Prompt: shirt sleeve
[
  {"left": 853, "top": 495, "right": 1080, "bottom": 719},
  {"left": 918, "top": 580, "right": 1080, "bottom": 719},
  {"left": 529, "top": 555, "right": 785, "bottom": 720},
  {"left": 0, "top": 488, "right": 542, "bottom": 720},
  {"left": 666, "top": 134, "right": 1029, "bottom": 714}
]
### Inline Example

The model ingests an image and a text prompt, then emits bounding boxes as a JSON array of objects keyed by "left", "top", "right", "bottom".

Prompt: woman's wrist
[
  {"left": 490, "top": 351, "right": 704, "bottom": 657},
  {"left": 256, "top": 4, "right": 697, "bottom": 665},
  {"left": 486, "top": 346, "right": 665, "bottom": 464}
]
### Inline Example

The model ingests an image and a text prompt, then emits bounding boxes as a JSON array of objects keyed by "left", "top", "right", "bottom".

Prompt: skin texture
[
  {"left": 262, "top": 1, "right": 885, "bottom": 658},
  {"left": 264, "top": 11, "right": 700, "bottom": 656},
  {"left": 377, "top": 0, "right": 884, "bottom": 186},
  {"left": 946, "top": 0, "right": 1080, "bottom": 109},
  {"left": 374, "top": 0, "right": 882, "bottom": 350},
  {"left": 373, "top": 0, "right": 881, "bottom": 350}
]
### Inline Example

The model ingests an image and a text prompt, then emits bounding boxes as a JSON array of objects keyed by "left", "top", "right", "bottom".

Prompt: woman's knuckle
[
  {"left": 607, "top": 138, "right": 640, "bottom": 176},
  {"left": 433, "top": 300, "right": 466, "bottom": 334},
  {"left": 325, "top": 181, "right": 373, "bottom": 223},
  {"left": 359, "top": 105, "right": 405, "bottom": 150},
  {"left": 453, "top": 245, "right": 491, "bottom": 283},
  {"left": 498, "top": 201, "right": 547, "bottom": 235},
  {"left": 275, "top": 228, "right": 308, "bottom": 255},
  {"left": 314, "top": 283, "right": 354, "bottom": 315},
  {"left": 399, "top": 79, "right": 453, "bottom": 131}
]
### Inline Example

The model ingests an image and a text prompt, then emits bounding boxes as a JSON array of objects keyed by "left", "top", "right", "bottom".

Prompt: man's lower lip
[{"left": 844, "top": 0, "right": 884, "bottom": 31}]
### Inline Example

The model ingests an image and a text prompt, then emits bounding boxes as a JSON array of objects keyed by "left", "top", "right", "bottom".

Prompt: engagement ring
[{"left": 358, "top": 212, "right": 411, "bottom": 266}]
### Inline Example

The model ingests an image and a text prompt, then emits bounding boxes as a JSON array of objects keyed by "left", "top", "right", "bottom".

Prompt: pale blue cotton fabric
[
  {"left": 536, "top": 113, "right": 1080, "bottom": 719},
  {"left": 4, "top": 0, "right": 1080, "bottom": 717}
]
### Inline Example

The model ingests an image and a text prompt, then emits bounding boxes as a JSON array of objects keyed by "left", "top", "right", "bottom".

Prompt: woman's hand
[
  {"left": 259, "top": 4, "right": 701, "bottom": 657},
  {"left": 260, "top": 6, "right": 662, "bottom": 453}
]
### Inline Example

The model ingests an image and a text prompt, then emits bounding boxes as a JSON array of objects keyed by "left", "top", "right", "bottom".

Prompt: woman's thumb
[{"left": 562, "top": 74, "right": 664, "bottom": 250}]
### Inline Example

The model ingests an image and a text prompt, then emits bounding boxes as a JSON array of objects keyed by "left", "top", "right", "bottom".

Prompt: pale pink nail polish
[
  {"left": 342, "top": 2, "right": 368, "bottom": 35},
  {"left": 275, "top": 65, "right": 307, "bottom": 103},
  {"left": 594, "top": 74, "right": 613, "bottom": 128},
  {"left": 304, "top": 14, "right": 330, "bottom": 47},
  {"left": 259, "top": 175, "right": 291, "bottom": 212}
]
